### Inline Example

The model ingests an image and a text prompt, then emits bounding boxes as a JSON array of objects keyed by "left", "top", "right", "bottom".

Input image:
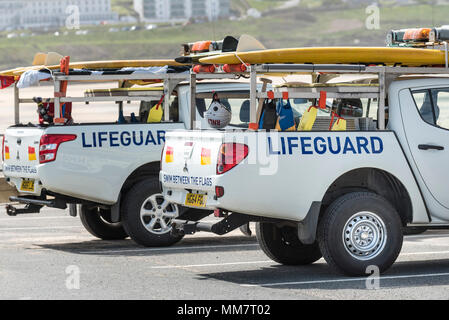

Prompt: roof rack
[
  {"left": 12, "top": 59, "right": 449, "bottom": 131},
  {"left": 12, "top": 71, "right": 238, "bottom": 129},
  {"left": 243, "top": 64, "right": 449, "bottom": 130}
]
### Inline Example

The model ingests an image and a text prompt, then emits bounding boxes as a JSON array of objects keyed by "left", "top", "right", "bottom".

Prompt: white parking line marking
[
  {"left": 80, "top": 243, "right": 259, "bottom": 254},
  {"left": 0, "top": 216, "right": 73, "bottom": 221},
  {"left": 142, "top": 251, "right": 449, "bottom": 269},
  {"left": 149, "top": 260, "right": 272, "bottom": 269},
  {"left": 405, "top": 234, "right": 449, "bottom": 239},
  {"left": 0, "top": 226, "right": 81, "bottom": 231},
  {"left": 401, "top": 250, "right": 449, "bottom": 256},
  {"left": 241, "top": 272, "right": 449, "bottom": 287}
]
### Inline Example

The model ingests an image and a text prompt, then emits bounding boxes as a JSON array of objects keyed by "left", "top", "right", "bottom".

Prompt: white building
[
  {"left": 0, "top": 0, "right": 118, "bottom": 30},
  {"left": 134, "top": 0, "right": 230, "bottom": 23}
]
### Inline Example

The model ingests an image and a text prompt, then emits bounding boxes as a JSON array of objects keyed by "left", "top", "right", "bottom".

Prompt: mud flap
[{"left": 297, "top": 201, "right": 322, "bottom": 245}]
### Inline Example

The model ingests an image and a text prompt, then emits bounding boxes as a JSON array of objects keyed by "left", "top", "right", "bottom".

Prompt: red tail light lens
[
  {"left": 39, "top": 134, "right": 76, "bottom": 164},
  {"left": 216, "top": 143, "right": 249, "bottom": 175},
  {"left": 215, "top": 186, "right": 225, "bottom": 198}
]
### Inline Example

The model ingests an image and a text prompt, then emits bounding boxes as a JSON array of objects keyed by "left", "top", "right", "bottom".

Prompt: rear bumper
[
  {"left": 163, "top": 187, "right": 221, "bottom": 211},
  {"left": 160, "top": 170, "right": 220, "bottom": 210},
  {"left": 4, "top": 176, "right": 43, "bottom": 196}
]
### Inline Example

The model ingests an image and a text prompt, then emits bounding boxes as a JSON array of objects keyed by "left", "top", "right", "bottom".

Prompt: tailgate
[
  {"left": 161, "top": 130, "right": 224, "bottom": 193},
  {"left": 2, "top": 127, "right": 44, "bottom": 193},
  {"left": 161, "top": 130, "right": 254, "bottom": 211}
]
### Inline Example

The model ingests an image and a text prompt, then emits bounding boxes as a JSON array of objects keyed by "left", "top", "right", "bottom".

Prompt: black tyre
[
  {"left": 318, "top": 192, "right": 403, "bottom": 276},
  {"left": 80, "top": 205, "right": 128, "bottom": 240},
  {"left": 256, "top": 222, "right": 322, "bottom": 265},
  {"left": 121, "top": 177, "right": 183, "bottom": 247}
]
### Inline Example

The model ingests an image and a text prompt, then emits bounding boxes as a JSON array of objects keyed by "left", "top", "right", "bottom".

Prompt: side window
[
  {"left": 412, "top": 88, "right": 449, "bottom": 130},
  {"left": 412, "top": 90, "right": 434, "bottom": 125},
  {"left": 434, "top": 90, "right": 449, "bottom": 129}
]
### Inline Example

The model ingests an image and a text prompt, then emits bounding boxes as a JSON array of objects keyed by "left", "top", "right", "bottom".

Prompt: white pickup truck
[
  {"left": 2, "top": 80, "right": 257, "bottom": 247},
  {"left": 161, "top": 66, "right": 449, "bottom": 275}
]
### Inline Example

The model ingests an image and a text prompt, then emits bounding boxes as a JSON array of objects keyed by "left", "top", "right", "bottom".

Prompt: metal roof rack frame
[
  {"left": 12, "top": 71, "right": 238, "bottom": 129},
  {"left": 12, "top": 63, "right": 449, "bottom": 131},
  {"left": 245, "top": 64, "right": 449, "bottom": 130}
]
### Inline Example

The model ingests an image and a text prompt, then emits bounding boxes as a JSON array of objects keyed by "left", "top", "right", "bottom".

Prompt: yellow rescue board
[
  {"left": 0, "top": 59, "right": 184, "bottom": 77},
  {"left": 199, "top": 47, "right": 447, "bottom": 66}
]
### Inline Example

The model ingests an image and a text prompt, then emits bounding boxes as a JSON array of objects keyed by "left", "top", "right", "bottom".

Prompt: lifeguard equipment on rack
[
  {"left": 330, "top": 111, "right": 346, "bottom": 131},
  {"left": 204, "top": 93, "right": 232, "bottom": 129},
  {"left": 297, "top": 91, "right": 327, "bottom": 132},
  {"left": 193, "top": 65, "right": 216, "bottom": 73},
  {"left": 34, "top": 96, "right": 73, "bottom": 125},
  {"left": 275, "top": 99, "right": 296, "bottom": 132},
  {"left": 54, "top": 56, "right": 70, "bottom": 124},
  {"left": 223, "top": 63, "right": 249, "bottom": 73},
  {"left": 297, "top": 106, "right": 318, "bottom": 131},
  {"left": 147, "top": 95, "right": 165, "bottom": 123},
  {"left": 258, "top": 99, "right": 277, "bottom": 130},
  {"left": 331, "top": 117, "right": 347, "bottom": 131}
]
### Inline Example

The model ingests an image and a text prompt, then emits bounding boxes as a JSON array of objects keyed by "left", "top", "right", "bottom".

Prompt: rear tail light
[
  {"left": 39, "top": 134, "right": 76, "bottom": 164},
  {"left": 216, "top": 143, "right": 249, "bottom": 175},
  {"left": 215, "top": 186, "right": 225, "bottom": 198}
]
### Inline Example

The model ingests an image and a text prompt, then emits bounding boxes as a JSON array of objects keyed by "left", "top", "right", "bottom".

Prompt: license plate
[
  {"left": 20, "top": 180, "right": 35, "bottom": 192},
  {"left": 185, "top": 193, "right": 207, "bottom": 207}
]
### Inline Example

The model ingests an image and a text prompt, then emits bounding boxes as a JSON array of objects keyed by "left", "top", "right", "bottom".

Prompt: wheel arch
[
  {"left": 119, "top": 161, "right": 161, "bottom": 199},
  {"left": 321, "top": 167, "right": 413, "bottom": 226}
]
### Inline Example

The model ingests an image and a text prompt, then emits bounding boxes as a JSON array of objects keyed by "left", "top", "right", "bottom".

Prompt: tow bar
[
  {"left": 171, "top": 212, "right": 282, "bottom": 237},
  {"left": 6, "top": 196, "right": 67, "bottom": 216},
  {"left": 172, "top": 213, "right": 253, "bottom": 236}
]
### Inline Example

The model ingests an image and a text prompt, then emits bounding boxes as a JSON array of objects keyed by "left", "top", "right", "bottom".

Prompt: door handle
[{"left": 418, "top": 144, "right": 445, "bottom": 151}]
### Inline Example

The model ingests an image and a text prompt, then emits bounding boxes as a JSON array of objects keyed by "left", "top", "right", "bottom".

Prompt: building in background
[
  {"left": 0, "top": 0, "right": 118, "bottom": 31},
  {"left": 134, "top": 0, "right": 230, "bottom": 23}
]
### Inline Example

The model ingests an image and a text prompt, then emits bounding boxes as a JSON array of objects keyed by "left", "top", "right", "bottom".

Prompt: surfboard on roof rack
[
  {"left": 199, "top": 46, "right": 448, "bottom": 67},
  {"left": 0, "top": 58, "right": 185, "bottom": 77}
]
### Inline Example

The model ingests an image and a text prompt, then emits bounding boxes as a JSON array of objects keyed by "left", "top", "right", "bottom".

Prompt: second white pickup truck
[{"left": 2, "top": 81, "right": 256, "bottom": 247}]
